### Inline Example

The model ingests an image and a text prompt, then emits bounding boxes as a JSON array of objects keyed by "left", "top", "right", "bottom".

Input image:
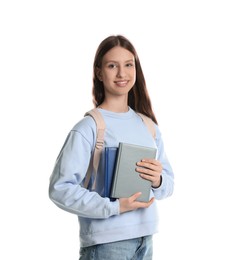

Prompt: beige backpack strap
[
  {"left": 83, "top": 108, "right": 106, "bottom": 190},
  {"left": 137, "top": 113, "right": 156, "bottom": 139}
]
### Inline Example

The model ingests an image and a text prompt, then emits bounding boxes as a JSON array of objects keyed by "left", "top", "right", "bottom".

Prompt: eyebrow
[{"left": 104, "top": 59, "right": 135, "bottom": 64}]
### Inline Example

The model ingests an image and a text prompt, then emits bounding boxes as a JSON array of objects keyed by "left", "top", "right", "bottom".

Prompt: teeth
[{"left": 115, "top": 81, "right": 127, "bottom": 86}]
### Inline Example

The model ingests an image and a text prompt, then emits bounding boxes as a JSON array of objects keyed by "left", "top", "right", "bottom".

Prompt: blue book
[{"left": 103, "top": 147, "right": 118, "bottom": 199}]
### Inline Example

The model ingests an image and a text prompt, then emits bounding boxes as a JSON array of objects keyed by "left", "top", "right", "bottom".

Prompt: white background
[{"left": 1, "top": 0, "right": 230, "bottom": 259}]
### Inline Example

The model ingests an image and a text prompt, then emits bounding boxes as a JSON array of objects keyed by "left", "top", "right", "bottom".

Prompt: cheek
[
  {"left": 102, "top": 71, "right": 114, "bottom": 81},
  {"left": 131, "top": 70, "right": 136, "bottom": 83}
]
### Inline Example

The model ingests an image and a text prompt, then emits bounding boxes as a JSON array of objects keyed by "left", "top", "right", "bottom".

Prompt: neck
[{"left": 99, "top": 96, "right": 129, "bottom": 113}]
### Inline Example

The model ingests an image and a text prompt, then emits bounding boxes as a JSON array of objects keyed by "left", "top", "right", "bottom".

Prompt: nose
[{"left": 116, "top": 67, "right": 125, "bottom": 78}]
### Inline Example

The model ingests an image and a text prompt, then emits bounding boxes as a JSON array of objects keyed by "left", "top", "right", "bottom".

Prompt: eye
[
  {"left": 107, "top": 63, "right": 117, "bottom": 69},
  {"left": 125, "top": 63, "right": 134, "bottom": 67}
]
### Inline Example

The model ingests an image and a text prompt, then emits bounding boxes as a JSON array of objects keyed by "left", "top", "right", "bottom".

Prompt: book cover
[
  {"left": 110, "top": 143, "right": 157, "bottom": 202},
  {"left": 103, "top": 147, "right": 118, "bottom": 198}
]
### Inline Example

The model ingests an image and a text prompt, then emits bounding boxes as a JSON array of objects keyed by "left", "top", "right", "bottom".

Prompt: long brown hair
[{"left": 92, "top": 35, "right": 158, "bottom": 125}]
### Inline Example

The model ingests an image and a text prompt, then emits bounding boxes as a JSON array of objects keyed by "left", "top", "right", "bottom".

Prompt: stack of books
[{"left": 103, "top": 143, "right": 157, "bottom": 202}]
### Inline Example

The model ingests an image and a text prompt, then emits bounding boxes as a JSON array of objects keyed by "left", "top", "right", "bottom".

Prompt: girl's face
[{"left": 97, "top": 46, "right": 136, "bottom": 98}]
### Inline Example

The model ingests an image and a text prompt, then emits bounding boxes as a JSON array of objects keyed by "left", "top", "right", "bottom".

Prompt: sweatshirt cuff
[
  {"left": 151, "top": 176, "right": 162, "bottom": 190},
  {"left": 109, "top": 199, "right": 120, "bottom": 216},
  {"left": 152, "top": 175, "right": 164, "bottom": 191}
]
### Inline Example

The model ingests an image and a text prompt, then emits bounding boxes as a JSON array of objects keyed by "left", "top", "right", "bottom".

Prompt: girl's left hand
[{"left": 136, "top": 159, "right": 163, "bottom": 188}]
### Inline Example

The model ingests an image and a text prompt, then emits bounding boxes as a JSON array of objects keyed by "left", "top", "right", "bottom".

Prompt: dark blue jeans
[{"left": 79, "top": 236, "right": 153, "bottom": 260}]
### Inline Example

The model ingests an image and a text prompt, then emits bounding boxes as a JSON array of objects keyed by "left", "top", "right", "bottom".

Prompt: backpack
[{"left": 83, "top": 108, "right": 156, "bottom": 190}]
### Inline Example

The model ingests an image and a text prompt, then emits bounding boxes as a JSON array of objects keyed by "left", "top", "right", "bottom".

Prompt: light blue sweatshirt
[{"left": 49, "top": 108, "right": 174, "bottom": 247}]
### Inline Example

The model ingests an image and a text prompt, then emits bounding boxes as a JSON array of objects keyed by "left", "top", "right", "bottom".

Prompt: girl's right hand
[{"left": 119, "top": 192, "right": 154, "bottom": 213}]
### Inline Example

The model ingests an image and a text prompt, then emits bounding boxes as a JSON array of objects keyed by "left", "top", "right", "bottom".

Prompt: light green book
[{"left": 110, "top": 143, "right": 157, "bottom": 202}]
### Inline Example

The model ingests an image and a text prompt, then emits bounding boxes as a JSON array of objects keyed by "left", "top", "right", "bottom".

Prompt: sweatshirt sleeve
[
  {"left": 49, "top": 118, "right": 120, "bottom": 219},
  {"left": 152, "top": 124, "right": 174, "bottom": 199}
]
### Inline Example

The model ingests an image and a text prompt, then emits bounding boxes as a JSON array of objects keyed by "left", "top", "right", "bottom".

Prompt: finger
[
  {"left": 148, "top": 197, "right": 155, "bottom": 204},
  {"left": 137, "top": 162, "right": 160, "bottom": 170},
  {"left": 136, "top": 162, "right": 162, "bottom": 173},
  {"left": 130, "top": 192, "right": 142, "bottom": 202},
  {"left": 136, "top": 166, "right": 162, "bottom": 177},
  {"left": 136, "top": 165, "right": 154, "bottom": 173},
  {"left": 136, "top": 167, "right": 153, "bottom": 176},
  {"left": 141, "top": 158, "right": 160, "bottom": 164},
  {"left": 139, "top": 172, "right": 158, "bottom": 182},
  {"left": 136, "top": 197, "right": 155, "bottom": 208}
]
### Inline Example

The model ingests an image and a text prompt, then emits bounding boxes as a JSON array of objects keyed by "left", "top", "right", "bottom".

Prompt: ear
[{"left": 96, "top": 67, "right": 103, "bottom": 81}]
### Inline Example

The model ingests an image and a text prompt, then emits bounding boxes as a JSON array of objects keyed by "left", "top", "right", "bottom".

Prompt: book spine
[
  {"left": 110, "top": 144, "right": 122, "bottom": 198},
  {"left": 104, "top": 151, "right": 108, "bottom": 197}
]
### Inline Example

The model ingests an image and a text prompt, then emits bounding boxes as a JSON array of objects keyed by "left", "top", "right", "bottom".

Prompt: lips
[{"left": 114, "top": 80, "right": 128, "bottom": 87}]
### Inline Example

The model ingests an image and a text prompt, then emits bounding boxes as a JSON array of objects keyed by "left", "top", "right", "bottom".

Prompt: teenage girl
[{"left": 49, "top": 35, "right": 174, "bottom": 260}]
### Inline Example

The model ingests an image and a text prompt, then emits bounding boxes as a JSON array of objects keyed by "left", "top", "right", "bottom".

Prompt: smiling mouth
[{"left": 114, "top": 80, "right": 128, "bottom": 87}]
